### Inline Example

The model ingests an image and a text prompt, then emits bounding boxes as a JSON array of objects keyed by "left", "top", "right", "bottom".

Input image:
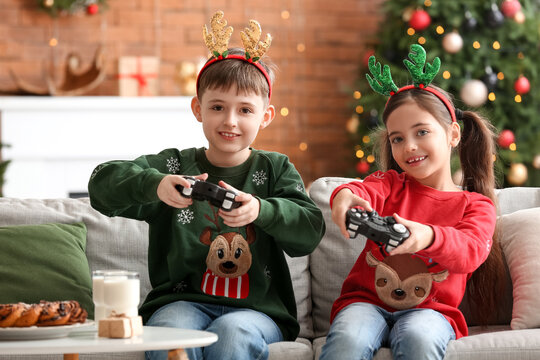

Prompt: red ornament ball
[
  {"left": 363, "top": 49, "right": 375, "bottom": 67},
  {"left": 514, "top": 75, "right": 530, "bottom": 94},
  {"left": 409, "top": 9, "right": 431, "bottom": 31},
  {"left": 501, "top": 0, "right": 521, "bottom": 17},
  {"left": 356, "top": 161, "right": 370, "bottom": 174},
  {"left": 87, "top": 3, "right": 99, "bottom": 15},
  {"left": 498, "top": 129, "right": 515, "bottom": 148}
]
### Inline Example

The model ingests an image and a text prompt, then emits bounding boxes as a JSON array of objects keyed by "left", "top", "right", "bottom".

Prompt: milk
[
  {"left": 92, "top": 270, "right": 140, "bottom": 320},
  {"left": 103, "top": 275, "right": 140, "bottom": 317},
  {"left": 92, "top": 274, "right": 106, "bottom": 322}
]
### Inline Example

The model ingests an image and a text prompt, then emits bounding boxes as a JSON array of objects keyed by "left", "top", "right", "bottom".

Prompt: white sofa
[{"left": 1, "top": 176, "right": 540, "bottom": 359}]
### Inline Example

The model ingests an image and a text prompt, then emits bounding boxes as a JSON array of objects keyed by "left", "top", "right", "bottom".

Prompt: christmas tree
[{"left": 349, "top": 0, "right": 540, "bottom": 187}]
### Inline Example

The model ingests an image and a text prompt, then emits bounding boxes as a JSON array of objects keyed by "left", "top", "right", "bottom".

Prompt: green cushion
[{"left": 0, "top": 222, "right": 93, "bottom": 319}]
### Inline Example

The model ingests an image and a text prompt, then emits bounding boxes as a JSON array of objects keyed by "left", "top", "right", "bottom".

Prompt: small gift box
[
  {"left": 98, "top": 312, "right": 143, "bottom": 338},
  {"left": 118, "top": 56, "right": 160, "bottom": 96}
]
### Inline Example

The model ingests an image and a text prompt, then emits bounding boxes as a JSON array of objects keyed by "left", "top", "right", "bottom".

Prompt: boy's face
[{"left": 191, "top": 85, "right": 275, "bottom": 167}]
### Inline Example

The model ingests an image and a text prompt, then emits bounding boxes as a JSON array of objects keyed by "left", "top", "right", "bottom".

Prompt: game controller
[
  {"left": 176, "top": 176, "right": 241, "bottom": 211},
  {"left": 345, "top": 208, "right": 410, "bottom": 252}
]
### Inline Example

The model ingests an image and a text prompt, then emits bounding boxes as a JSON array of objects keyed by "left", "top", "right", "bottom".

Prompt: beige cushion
[
  {"left": 498, "top": 207, "right": 540, "bottom": 330},
  {"left": 285, "top": 254, "right": 313, "bottom": 338},
  {"left": 308, "top": 177, "right": 366, "bottom": 337}
]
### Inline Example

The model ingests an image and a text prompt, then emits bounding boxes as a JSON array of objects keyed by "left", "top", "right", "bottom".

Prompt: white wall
[{"left": 0, "top": 96, "right": 207, "bottom": 198}]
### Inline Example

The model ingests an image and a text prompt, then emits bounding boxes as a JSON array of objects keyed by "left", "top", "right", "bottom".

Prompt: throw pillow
[
  {"left": 0, "top": 222, "right": 93, "bottom": 319},
  {"left": 497, "top": 207, "right": 540, "bottom": 330}
]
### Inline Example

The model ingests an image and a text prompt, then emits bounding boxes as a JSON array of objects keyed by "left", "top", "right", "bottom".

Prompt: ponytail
[{"left": 459, "top": 111, "right": 506, "bottom": 326}]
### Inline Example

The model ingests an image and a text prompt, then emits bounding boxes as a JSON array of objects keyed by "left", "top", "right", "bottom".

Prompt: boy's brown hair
[{"left": 197, "top": 48, "right": 276, "bottom": 105}]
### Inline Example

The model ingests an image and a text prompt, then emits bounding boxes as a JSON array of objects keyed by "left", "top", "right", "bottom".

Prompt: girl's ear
[
  {"left": 191, "top": 96, "right": 202, "bottom": 123},
  {"left": 260, "top": 105, "right": 275, "bottom": 130},
  {"left": 449, "top": 121, "right": 461, "bottom": 148}
]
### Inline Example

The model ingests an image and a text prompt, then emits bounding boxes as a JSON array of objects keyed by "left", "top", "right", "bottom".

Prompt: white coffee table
[{"left": 0, "top": 325, "right": 218, "bottom": 360}]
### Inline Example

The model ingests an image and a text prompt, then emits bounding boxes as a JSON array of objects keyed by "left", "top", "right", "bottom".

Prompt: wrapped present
[
  {"left": 98, "top": 312, "right": 143, "bottom": 338},
  {"left": 118, "top": 56, "right": 159, "bottom": 96}
]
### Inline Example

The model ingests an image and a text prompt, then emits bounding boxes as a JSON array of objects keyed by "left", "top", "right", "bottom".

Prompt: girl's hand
[
  {"left": 157, "top": 173, "right": 208, "bottom": 208},
  {"left": 388, "top": 213, "right": 434, "bottom": 255},
  {"left": 217, "top": 181, "right": 260, "bottom": 227},
  {"left": 331, "top": 188, "right": 374, "bottom": 239}
]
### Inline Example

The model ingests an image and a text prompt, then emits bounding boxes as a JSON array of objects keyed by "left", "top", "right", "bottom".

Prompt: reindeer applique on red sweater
[
  {"left": 199, "top": 207, "right": 256, "bottom": 299},
  {"left": 366, "top": 251, "right": 449, "bottom": 310}
]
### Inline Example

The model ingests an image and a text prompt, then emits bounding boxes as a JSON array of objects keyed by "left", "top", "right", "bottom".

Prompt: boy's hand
[
  {"left": 217, "top": 181, "right": 260, "bottom": 227},
  {"left": 388, "top": 213, "right": 434, "bottom": 255},
  {"left": 157, "top": 173, "right": 208, "bottom": 208},
  {"left": 331, "top": 188, "right": 373, "bottom": 239}
]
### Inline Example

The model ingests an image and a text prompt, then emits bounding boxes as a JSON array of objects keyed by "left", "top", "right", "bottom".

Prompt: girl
[{"left": 320, "top": 45, "right": 505, "bottom": 360}]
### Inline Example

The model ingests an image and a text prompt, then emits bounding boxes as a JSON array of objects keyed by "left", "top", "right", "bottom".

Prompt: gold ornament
[
  {"left": 507, "top": 163, "right": 528, "bottom": 186},
  {"left": 533, "top": 154, "right": 540, "bottom": 169},
  {"left": 402, "top": 7, "right": 414, "bottom": 22},
  {"left": 174, "top": 61, "right": 200, "bottom": 95},
  {"left": 514, "top": 10, "right": 526, "bottom": 24},
  {"left": 44, "top": 0, "right": 54, "bottom": 7},
  {"left": 346, "top": 116, "right": 359, "bottom": 134}
]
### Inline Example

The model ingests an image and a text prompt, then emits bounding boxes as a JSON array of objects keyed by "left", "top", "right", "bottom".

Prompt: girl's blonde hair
[{"left": 375, "top": 85, "right": 505, "bottom": 325}]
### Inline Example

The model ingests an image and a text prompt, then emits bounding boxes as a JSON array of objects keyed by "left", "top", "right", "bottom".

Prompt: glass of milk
[
  {"left": 102, "top": 270, "right": 140, "bottom": 318},
  {"left": 92, "top": 270, "right": 107, "bottom": 322}
]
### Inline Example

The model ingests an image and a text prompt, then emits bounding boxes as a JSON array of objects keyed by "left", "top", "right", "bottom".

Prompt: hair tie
[{"left": 455, "top": 108, "right": 464, "bottom": 120}]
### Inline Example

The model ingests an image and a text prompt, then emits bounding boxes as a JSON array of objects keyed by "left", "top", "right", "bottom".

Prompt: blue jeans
[
  {"left": 320, "top": 302, "right": 455, "bottom": 360},
  {"left": 145, "top": 300, "right": 283, "bottom": 360}
]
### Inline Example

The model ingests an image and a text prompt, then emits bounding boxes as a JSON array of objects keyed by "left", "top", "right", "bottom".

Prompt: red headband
[
  {"left": 388, "top": 84, "right": 457, "bottom": 123},
  {"left": 196, "top": 54, "right": 272, "bottom": 101}
]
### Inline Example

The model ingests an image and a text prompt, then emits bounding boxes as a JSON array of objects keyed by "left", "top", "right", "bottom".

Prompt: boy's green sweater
[{"left": 88, "top": 147, "right": 325, "bottom": 340}]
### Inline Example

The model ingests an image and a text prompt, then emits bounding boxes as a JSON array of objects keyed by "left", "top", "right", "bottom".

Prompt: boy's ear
[
  {"left": 260, "top": 105, "right": 275, "bottom": 130},
  {"left": 191, "top": 96, "right": 202, "bottom": 123},
  {"left": 449, "top": 121, "right": 461, "bottom": 148}
]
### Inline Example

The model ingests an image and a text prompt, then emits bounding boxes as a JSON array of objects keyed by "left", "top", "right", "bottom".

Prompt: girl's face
[
  {"left": 191, "top": 85, "right": 274, "bottom": 167},
  {"left": 386, "top": 102, "right": 460, "bottom": 191}
]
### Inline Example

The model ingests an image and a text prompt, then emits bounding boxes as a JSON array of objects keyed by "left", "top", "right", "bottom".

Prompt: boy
[{"left": 88, "top": 11, "right": 325, "bottom": 360}]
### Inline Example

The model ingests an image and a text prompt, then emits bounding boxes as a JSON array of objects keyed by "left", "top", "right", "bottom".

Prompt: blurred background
[{"left": 0, "top": 0, "right": 538, "bottom": 198}]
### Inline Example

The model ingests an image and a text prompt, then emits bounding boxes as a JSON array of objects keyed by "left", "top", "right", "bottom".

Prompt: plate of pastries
[{"left": 0, "top": 300, "right": 92, "bottom": 340}]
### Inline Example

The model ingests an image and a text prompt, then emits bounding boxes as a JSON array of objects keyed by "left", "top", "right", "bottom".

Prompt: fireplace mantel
[{"left": 0, "top": 96, "right": 207, "bottom": 198}]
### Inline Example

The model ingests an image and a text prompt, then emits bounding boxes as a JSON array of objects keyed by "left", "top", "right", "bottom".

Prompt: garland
[{"left": 37, "top": 0, "right": 108, "bottom": 17}]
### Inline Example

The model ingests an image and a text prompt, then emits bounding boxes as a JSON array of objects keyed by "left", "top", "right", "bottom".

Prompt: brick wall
[{"left": 0, "top": 0, "right": 384, "bottom": 184}]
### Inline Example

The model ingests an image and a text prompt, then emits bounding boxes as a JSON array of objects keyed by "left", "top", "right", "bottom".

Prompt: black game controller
[
  {"left": 176, "top": 176, "right": 241, "bottom": 211},
  {"left": 345, "top": 208, "right": 410, "bottom": 252}
]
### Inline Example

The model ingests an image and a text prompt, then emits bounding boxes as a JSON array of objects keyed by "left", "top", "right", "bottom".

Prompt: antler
[
  {"left": 403, "top": 44, "right": 441, "bottom": 87},
  {"left": 202, "top": 11, "right": 233, "bottom": 58},
  {"left": 240, "top": 20, "right": 272, "bottom": 62},
  {"left": 365, "top": 56, "right": 399, "bottom": 96},
  {"left": 204, "top": 206, "right": 222, "bottom": 232}
]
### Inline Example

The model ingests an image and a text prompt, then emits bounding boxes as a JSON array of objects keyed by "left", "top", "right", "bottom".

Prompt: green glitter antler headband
[{"left": 366, "top": 44, "right": 456, "bottom": 122}]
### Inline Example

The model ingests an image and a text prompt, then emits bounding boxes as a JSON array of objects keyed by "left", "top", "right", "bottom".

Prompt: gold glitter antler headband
[
  {"left": 197, "top": 11, "right": 273, "bottom": 99},
  {"left": 240, "top": 20, "right": 272, "bottom": 62},
  {"left": 202, "top": 11, "right": 233, "bottom": 58}
]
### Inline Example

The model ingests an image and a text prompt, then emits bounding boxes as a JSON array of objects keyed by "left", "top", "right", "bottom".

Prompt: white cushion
[{"left": 497, "top": 207, "right": 540, "bottom": 330}]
